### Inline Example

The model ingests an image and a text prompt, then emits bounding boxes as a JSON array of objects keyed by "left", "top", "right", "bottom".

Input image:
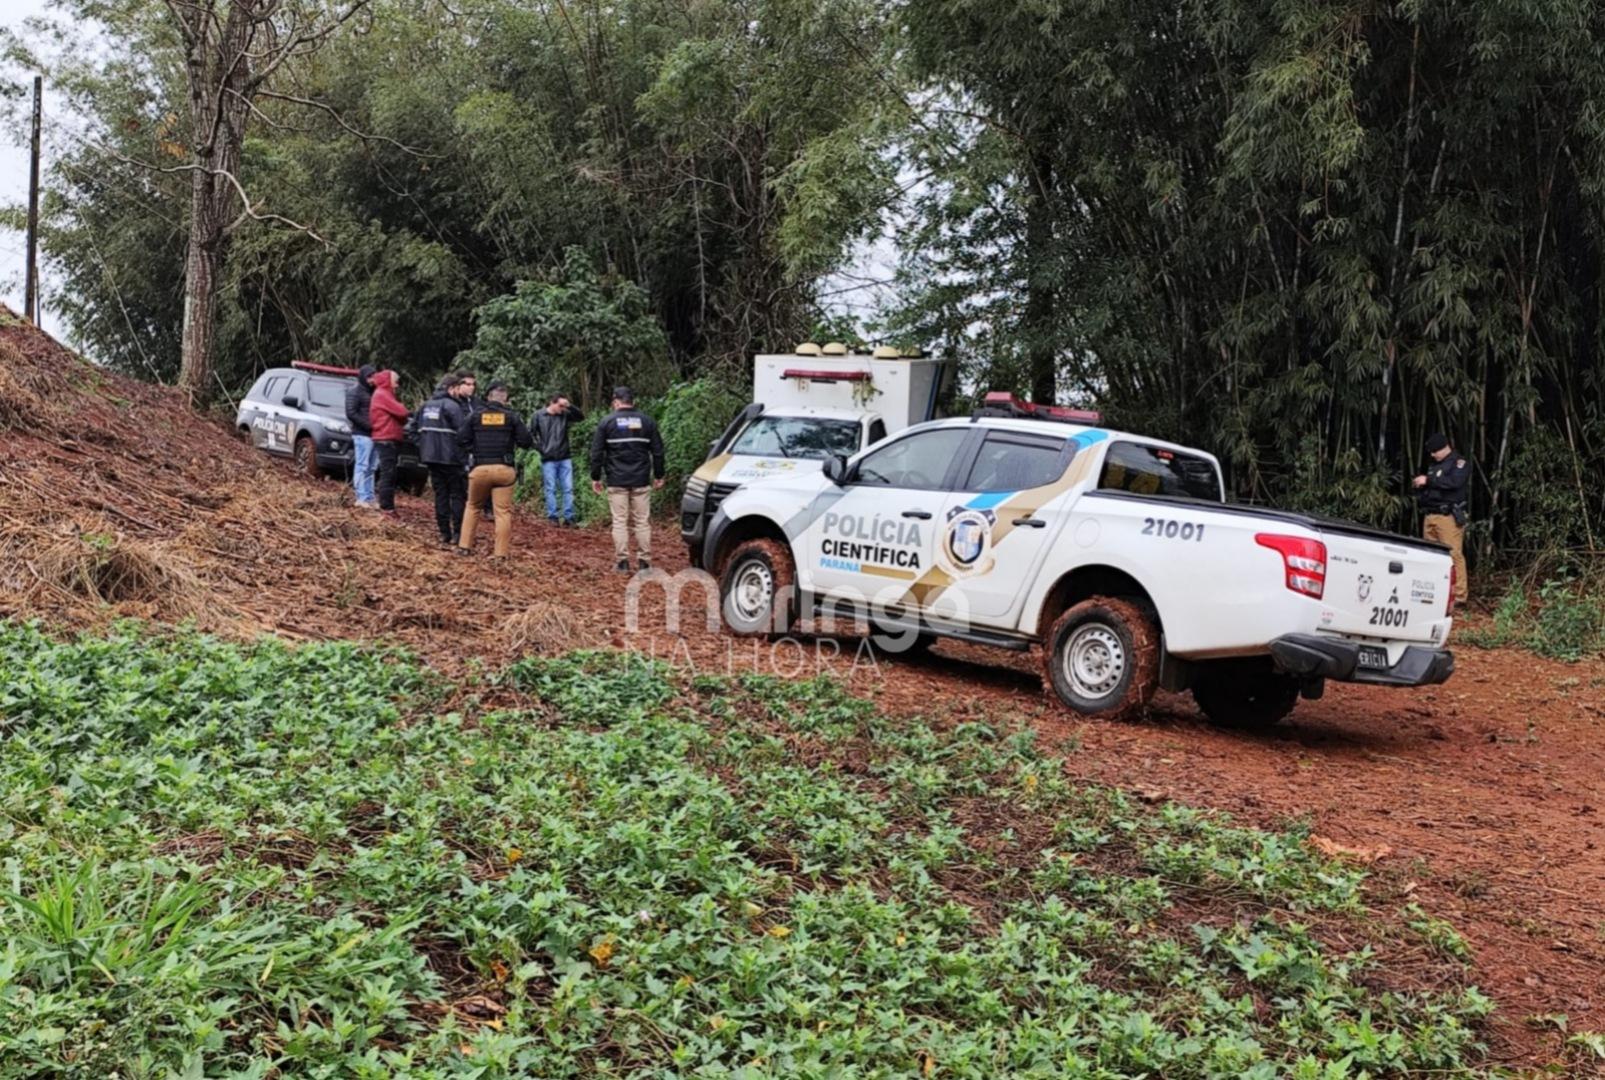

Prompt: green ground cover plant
[{"left": 0, "top": 623, "right": 1491, "bottom": 1077}]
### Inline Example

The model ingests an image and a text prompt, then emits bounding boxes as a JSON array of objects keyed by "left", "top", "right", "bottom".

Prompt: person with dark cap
[
  {"left": 368, "top": 370, "right": 410, "bottom": 519},
  {"left": 412, "top": 374, "right": 469, "bottom": 545},
  {"left": 1413, "top": 433, "right": 1470, "bottom": 605},
  {"left": 344, "top": 364, "right": 378, "bottom": 508},
  {"left": 589, "top": 386, "right": 665, "bottom": 573},
  {"left": 535, "top": 392, "right": 585, "bottom": 525},
  {"left": 457, "top": 381, "right": 533, "bottom": 558}
]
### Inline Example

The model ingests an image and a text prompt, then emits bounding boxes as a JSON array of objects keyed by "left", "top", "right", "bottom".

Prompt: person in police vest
[
  {"left": 589, "top": 386, "right": 665, "bottom": 573},
  {"left": 456, "top": 381, "right": 533, "bottom": 558},
  {"left": 1413, "top": 432, "right": 1471, "bottom": 606},
  {"left": 412, "top": 374, "right": 469, "bottom": 545}
]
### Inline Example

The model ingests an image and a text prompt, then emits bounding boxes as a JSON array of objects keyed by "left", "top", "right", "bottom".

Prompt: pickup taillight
[
  {"left": 1447, "top": 563, "right": 1456, "bottom": 615},
  {"left": 1255, "top": 533, "right": 1327, "bottom": 600}
]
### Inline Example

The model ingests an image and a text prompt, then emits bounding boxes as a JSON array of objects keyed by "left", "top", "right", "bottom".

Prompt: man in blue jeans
[
  {"left": 534, "top": 392, "right": 585, "bottom": 524},
  {"left": 343, "top": 364, "right": 378, "bottom": 508}
]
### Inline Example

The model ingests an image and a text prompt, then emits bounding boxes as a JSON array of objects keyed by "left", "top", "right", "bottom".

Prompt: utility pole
[{"left": 24, "top": 75, "right": 42, "bottom": 324}]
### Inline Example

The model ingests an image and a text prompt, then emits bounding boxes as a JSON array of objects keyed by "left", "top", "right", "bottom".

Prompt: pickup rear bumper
[{"left": 1270, "top": 634, "right": 1454, "bottom": 687}]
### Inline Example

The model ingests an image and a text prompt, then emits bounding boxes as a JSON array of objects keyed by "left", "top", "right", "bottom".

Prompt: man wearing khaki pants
[
  {"left": 590, "top": 386, "right": 666, "bottom": 573},
  {"left": 456, "top": 382, "right": 533, "bottom": 558},
  {"left": 1413, "top": 432, "right": 1471, "bottom": 606}
]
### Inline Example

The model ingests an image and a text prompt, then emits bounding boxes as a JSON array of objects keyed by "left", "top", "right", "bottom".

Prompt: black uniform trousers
[
  {"left": 429, "top": 464, "right": 468, "bottom": 542},
  {"left": 375, "top": 440, "right": 402, "bottom": 511}
]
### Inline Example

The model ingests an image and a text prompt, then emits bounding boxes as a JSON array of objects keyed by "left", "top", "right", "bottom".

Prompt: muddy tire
[
  {"left": 1042, "top": 596, "right": 1159, "bottom": 720},
  {"left": 719, "top": 538, "right": 796, "bottom": 637},
  {"left": 1192, "top": 668, "right": 1300, "bottom": 730},
  {"left": 293, "top": 434, "right": 324, "bottom": 480}
]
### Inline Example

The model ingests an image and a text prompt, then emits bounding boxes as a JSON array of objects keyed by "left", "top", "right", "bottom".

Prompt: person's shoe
[
  {"left": 547, "top": 516, "right": 560, "bottom": 526},
  {"left": 454, "top": 546, "right": 473, "bottom": 558},
  {"left": 356, "top": 499, "right": 380, "bottom": 510},
  {"left": 616, "top": 559, "right": 631, "bottom": 574},
  {"left": 637, "top": 557, "right": 652, "bottom": 572},
  {"left": 380, "top": 509, "right": 400, "bottom": 521},
  {"left": 438, "top": 536, "right": 455, "bottom": 547},
  {"left": 564, "top": 518, "right": 579, "bottom": 528}
]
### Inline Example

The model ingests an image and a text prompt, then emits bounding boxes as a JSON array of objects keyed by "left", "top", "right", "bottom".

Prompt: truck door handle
[
  {"left": 1012, "top": 517, "right": 1046, "bottom": 528},
  {"left": 901, "top": 510, "right": 932, "bottom": 520}
]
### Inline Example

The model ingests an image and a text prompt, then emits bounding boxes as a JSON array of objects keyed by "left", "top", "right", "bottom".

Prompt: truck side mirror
[
  {"left": 282, "top": 395, "right": 301, "bottom": 409},
  {"left": 823, "top": 455, "right": 850, "bottom": 486}
]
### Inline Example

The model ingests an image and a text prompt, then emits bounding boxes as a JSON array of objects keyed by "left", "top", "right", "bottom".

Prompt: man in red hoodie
[{"left": 368, "top": 370, "right": 410, "bottom": 518}]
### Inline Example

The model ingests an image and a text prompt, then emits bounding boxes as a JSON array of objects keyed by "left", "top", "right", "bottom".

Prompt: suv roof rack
[
  {"left": 291, "top": 359, "right": 361, "bottom": 377},
  {"left": 972, "top": 391, "right": 1101, "bottom": 425}
]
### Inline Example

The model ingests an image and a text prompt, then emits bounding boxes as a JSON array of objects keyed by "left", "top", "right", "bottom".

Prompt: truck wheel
[
  {"left": 1192, "top": 671, "right": 1300, "bottom": 730},
  {"left": 720, "top": 539, "right": 796, "bottom": 637},
  {"left": 294, "top": 434, "right": 324, "bottom": 480},
  {"left": 1043, "top": 596, "right": 1159, "bottom": 720}
]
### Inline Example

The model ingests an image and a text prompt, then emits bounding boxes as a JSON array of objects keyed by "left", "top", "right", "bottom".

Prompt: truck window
[
  {"left": 866, "top": 418, "right": 887, "bottom": 447},
  {"left": 729, "top": 416, "right": 861, "bottom": 460},
  {"left": 1098, "top": 440, "right": 1222, "bottom": 501},
  {"left": 282, "top": 376, "right": 307, "bottom": 406},
  {"left": 963, "top": 433, "right": 1067, "bottom": 492},
  {"left": 307, "top": 376, "right": 348, "bottom": 410},
  {"left": 854, "top": 429, "right": 970, "bottom": 489},
  {"left": 262, "top": 376, "right": 289, "bottom": 403}
]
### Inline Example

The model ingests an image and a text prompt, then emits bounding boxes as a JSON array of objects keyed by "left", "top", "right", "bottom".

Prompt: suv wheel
[
  {"left": 1192, "top": 665, "right": 1300, "bottom": 730},
  {"left": 719, "top": 539, "right": 795, "bottom": 637},
  {"left": 293, "top": 434, "right": 324, "bottom": 480},
  {"left": 1043, "top": 596, "right": 1159, "bottom": 720}
]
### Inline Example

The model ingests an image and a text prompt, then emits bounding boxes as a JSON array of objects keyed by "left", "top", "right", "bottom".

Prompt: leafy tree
[{"left": 458, "top": 247, "right": 671, "bottom": 414}]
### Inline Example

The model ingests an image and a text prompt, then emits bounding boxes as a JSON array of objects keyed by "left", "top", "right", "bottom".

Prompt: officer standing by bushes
[
  {"left": 535, "top": 393, "right": 585, "bottom": 526},
  {"left": 344, "top": 364, "right": 378, "bottom": 509},
  {"left": 1414, "top": 433, "right": 1471, "bottom": 606},
  {"left": 457, "top": 381, "right": 533, "bottom": 558},
  {"left": 590, "top": 386, "right": 665, "bottom": 573},
  {"left": 413, "top": 374, "right": 469, "bottom": 546}
]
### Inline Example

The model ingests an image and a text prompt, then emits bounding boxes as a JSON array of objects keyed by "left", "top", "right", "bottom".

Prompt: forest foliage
[{"left": 2, "top": 0, "right": 1603, "bottom": 555}]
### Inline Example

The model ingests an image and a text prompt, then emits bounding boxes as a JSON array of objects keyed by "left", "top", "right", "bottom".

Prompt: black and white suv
[{"left": 236, "top": 364, "right": 426, "bottom": 487}]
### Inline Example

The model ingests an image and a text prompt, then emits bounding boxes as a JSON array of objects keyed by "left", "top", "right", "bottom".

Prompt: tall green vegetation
[
  {"left": 890, "top": 0, "right": 1605, "bottom": 549},
  {"left": 7, "top": 0, "right": 889, "bottom": 396}
]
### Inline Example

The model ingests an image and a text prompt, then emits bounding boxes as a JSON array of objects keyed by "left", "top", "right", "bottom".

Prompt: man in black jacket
[
  {"left": 344, "top": 364, "right": 378, "bottom": 508},
  {"left": 1413, "top": 432, "right": 1471, "bottom": 605},
  {"left": 535, "top": 393, "right": 585, "bottom": 526},
  {"left": 456, "top": 381, "right": 534, "bottom": 558},
  {"left": 411, "top": 374, "right": 469, "bottom": 545},
  {"left": 589, "top": 386, "right": 665, "bottom": 572}
]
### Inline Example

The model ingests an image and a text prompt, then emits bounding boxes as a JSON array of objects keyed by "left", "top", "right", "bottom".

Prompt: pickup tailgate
[{"left": 1317, "top": 529, "right": 1451, "bottom": 644}]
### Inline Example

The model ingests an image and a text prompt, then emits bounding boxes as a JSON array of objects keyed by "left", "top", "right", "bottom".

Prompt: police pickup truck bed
[{"left": 699, "top": 396, "right": 1455, "bottom": 727}]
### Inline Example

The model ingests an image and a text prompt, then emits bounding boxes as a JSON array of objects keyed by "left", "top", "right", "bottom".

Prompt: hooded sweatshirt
[
  {"left": 344, "top": 363, "right": 377, "bottom": 435},
  {"left": 369, "top": 370, "right": 410, "bottom": 442}
]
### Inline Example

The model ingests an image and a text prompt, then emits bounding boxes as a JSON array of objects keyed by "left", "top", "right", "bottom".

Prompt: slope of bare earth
[{"left": 1, "top": 304, "right": 1599, "bottom": 1069}]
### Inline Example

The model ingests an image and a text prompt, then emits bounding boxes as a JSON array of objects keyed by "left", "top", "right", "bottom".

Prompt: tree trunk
[
  {"left": 1024, "top": 149, "right": 1056, "bottom": 405},
  {"left": 178, "top": 173, "right": 226, "bottom": 403},
  {"left": 174, "top": 0, "right": 255, "bottom": 405}
]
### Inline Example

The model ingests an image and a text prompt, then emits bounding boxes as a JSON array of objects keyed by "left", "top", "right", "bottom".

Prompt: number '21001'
[{"left": 1141, "top": 518, "right": 1204, "bottom": 542}]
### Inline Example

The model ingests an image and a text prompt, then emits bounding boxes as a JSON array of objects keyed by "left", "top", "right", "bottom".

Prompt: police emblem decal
[
  {"left": 937, "top": 505, "right": 997, "bottom": 579},
  {"left": 1356, "top": 574, "right": 1373, "bottom": 602}
]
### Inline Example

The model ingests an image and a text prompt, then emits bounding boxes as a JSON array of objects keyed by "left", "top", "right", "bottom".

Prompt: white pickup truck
[{"left": 700, "top": 395, "right": 1456, "bottom": 727}]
